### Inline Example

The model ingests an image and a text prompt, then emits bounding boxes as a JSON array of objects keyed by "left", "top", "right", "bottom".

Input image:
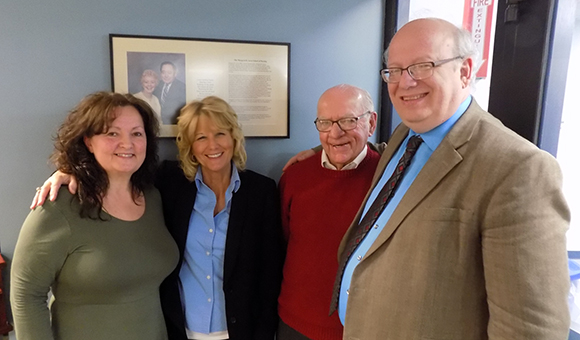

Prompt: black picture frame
[{"left": 110, "top": 34, "right": 290, "bottom": 138}]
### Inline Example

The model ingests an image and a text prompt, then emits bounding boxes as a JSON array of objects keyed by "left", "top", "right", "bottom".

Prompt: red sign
[{"left": 463, "top": 0, "right": 495, "bottom": 78}]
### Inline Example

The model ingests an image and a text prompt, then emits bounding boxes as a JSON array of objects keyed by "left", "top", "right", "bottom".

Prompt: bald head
[
  {"left": 385, "top": 18, "right": 478, "bottom": 70},
  {"left": 317, "top": 84, "right": 374, "bottom": 114},
  {"left": 383, "top": 18, "right": 476, "bottom": 133}
]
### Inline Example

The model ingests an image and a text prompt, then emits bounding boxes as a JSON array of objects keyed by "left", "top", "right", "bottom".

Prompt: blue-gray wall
[{"left": 0, "top": 0, "right": 384, "bottom": 333}]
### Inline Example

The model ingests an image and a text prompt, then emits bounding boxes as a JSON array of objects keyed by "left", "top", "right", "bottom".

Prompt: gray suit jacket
[{"left": 338, "top": 99, "right": 570, "bottom": 340}]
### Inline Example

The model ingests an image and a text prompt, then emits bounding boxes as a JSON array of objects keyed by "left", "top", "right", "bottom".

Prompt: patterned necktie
[
  {"left": 161, "top": 83, "right": 169, "bottom": 104},
  {"left": 329, "top": 135, "right": 423, "bottom": 314}
]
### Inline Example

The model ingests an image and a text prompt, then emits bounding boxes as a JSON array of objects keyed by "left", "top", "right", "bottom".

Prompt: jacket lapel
[
  {"left": 223, "top": 173, "right": 246, "bottom": 285},
  {"left": 337, "top": 128, "right": 408, "bottom": 258},
  {"left": 364, "top": 101, "right": 483, "bottom": 259},
  {"left": 174, "top": 180, "right": 198, "bottom": 258}
]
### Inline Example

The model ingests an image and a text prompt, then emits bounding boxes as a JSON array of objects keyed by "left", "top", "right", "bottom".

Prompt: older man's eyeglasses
[
  {"left": 314, "top": 111, "right": 371, "bottom": 132},
  {"left": 380, "top": 56, "right": 464, "bottom": 84}
]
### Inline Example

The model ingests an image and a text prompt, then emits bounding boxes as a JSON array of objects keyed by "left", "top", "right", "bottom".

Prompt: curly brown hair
[{"left": 51, "top": 91, "right": 159, "bottom": 218}]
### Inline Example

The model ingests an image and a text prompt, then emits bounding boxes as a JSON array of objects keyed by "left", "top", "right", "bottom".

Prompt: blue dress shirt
[
  {"left": 179, "top": 164, "right": 241, "bottom": 333},
  {"left": 338, "top": 96, "right": 472, "bottom": 323}
]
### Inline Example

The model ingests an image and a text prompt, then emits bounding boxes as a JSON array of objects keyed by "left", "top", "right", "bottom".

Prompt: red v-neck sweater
[{"left": 278, "top": 149, "right": 380, "bottom": 340}]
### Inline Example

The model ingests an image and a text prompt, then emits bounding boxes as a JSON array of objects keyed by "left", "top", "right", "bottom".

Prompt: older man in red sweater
[{"left": 277, "top": 84, "right": 381, "bottom": 340}]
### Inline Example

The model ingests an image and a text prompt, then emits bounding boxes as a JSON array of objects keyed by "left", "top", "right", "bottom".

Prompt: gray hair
[
  {"left": 453, "top": 25, "right": 481, "bottom": 81},
  {"left": 329, "top": 84, "right": 375, "bottom": 113}
]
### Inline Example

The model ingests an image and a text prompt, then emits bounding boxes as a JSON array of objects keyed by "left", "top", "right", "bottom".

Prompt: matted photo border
[{"left": 110, "top": 34, "right": 290, "bottom": 138}]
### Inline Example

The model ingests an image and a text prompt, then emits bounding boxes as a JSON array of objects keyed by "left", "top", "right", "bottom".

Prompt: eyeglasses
[
  {"left": 314, "top": 111, "right": 371, "bottom": 132},
  {"left": 380, "top": 56, "right": 464, "bottom": 84}
]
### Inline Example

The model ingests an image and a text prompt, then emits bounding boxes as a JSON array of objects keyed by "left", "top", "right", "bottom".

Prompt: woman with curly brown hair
[{"left": 11, "top": 91, "right": 179, "bottom": 340}]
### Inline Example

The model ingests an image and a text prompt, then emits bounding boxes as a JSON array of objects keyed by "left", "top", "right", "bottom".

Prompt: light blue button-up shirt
[
  {"left": 338, "top": 97, "right": 472, "bottom": 324},
  {"left": 179, "top": 164, "right": 240, "bottom": 333}
]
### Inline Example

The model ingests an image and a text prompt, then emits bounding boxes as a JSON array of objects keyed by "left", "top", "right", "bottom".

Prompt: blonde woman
[{"left": 133, "top": 69, "right": 162, "bottom": 124}]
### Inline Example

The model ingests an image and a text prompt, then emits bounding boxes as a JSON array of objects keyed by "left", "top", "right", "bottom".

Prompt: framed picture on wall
[{"left": 109, "top": 34, "right": 290, "bottom": 138}]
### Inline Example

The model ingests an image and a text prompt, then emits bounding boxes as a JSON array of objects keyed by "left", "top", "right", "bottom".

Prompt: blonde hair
[
  {"left": 176, "top": 96, "right": 246, "bottom": 181},
  {"left": 140, "top": 69, "right": 159, "bottom": 84}
]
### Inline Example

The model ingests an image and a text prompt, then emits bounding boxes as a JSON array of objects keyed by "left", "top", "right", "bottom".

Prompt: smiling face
[
  {"left": 191, "top": 114, "right": 234, "bottom": 179},
  {"left": 160, "top": 64, "right": 176, "bottom": 84},
  {"left": 84, "top": 106, "right": 147, "bottom": 180},
  {"left": 317, "top": 86, "right": 377, "bottom": 170},
  {"left": 386, "top": 19, "right": 472, "bottom": 133},
  {"left": 141, "top": 75, "right": 157, "bottom": 95}
]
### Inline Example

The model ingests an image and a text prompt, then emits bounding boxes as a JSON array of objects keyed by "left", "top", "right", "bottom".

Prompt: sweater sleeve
[{"left": 10, "top": 202, "right": 72, "bottom": 340}]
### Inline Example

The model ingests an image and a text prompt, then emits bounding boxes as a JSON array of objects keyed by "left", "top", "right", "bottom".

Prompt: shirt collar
[
  {"left": 194, "top": 162, "right": 241, "bottom": 193},
  {"left": 321, "top": 145, "right": 368, "bottom": 170},
  {"left": 409, "top": 96, "right": 472, "bottom": 151}
]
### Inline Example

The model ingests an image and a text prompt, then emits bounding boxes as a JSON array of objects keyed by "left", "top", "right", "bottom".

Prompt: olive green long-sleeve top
[{"left": 11, "top": 187, "right": 179, "bottom": 340}]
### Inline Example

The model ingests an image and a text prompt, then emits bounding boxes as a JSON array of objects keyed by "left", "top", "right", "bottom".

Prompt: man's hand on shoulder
[
  {"left": 282, "top": 149, "right": 316, "bottom": 172},
  {"left": 30, "top": 171, "right": 76, "bottom": 209}
]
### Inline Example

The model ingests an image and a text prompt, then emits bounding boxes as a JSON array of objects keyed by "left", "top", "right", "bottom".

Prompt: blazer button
[{"left": 230, "top": 317, "right": 237, "bottom": 324}]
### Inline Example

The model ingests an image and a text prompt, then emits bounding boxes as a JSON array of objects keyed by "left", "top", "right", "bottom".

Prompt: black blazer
[
  {"left": 153, "top": 79, "right": 186, "bottom": 125},
  {"left": 157, "top": 161, "right": 283, "bottom": 340}
]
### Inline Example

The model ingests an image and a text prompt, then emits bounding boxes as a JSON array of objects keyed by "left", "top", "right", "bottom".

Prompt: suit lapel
[
  {"left": 337, "top": 129, "right": 408, "bottom": 257},
  {"left": 174, "top": 180, "right": 198, "bottom": 257},
  {"left": 223, "top": 173, "right": 246, "bottom": 285},
  {"left": 363, "top": 101, "right": 483, "bottom": 259},
  {"left": 371, "top": 128, "right": 408, "bottom": 186}
]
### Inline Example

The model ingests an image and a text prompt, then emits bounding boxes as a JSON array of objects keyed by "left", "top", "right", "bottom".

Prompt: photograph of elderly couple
[{"left": 127, "top": 52, "right": 186, "bottom": 126}]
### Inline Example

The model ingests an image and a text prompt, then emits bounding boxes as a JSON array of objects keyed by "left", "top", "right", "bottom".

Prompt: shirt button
[
  {"left": 357, "top": 255, "right": 362, "bottom": 261},
  {"left": 346, "top": 289, "right": 350, "bottom": 295},
  {"left": 230, "top": 317, "right": 237, "bottom": 324},
  {"left": 374, "top": 224, "right": 379, "bottom": 229},
  {"left": 206, "top": 251, "right": 210, "bottom": 256},
  {"left": 208, "top": 298, "right": 212, "bottom": 302},
  {"left": 206, "top": 275, "right": 211, "bottom": 280},
  {"left": 209, "top": 228, "right": 213, "bottom": 233}
]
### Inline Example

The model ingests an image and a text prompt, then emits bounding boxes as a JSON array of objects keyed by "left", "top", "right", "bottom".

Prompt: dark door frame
[
  {"left": 378, "top": 0, "right": 398, "bottom": 142},
  {"left": 489, "top": 0, "right": 574, "bottom": 157}
]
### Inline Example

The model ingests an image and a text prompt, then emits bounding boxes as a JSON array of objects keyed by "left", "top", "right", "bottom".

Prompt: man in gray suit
[{"left": 331, "top": 17, "right": 570, "bottom": 339}]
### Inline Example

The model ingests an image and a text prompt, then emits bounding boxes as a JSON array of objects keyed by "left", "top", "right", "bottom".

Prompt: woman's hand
[{"left": 30, "top": 171, "right": 76, "bottom": 209}]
